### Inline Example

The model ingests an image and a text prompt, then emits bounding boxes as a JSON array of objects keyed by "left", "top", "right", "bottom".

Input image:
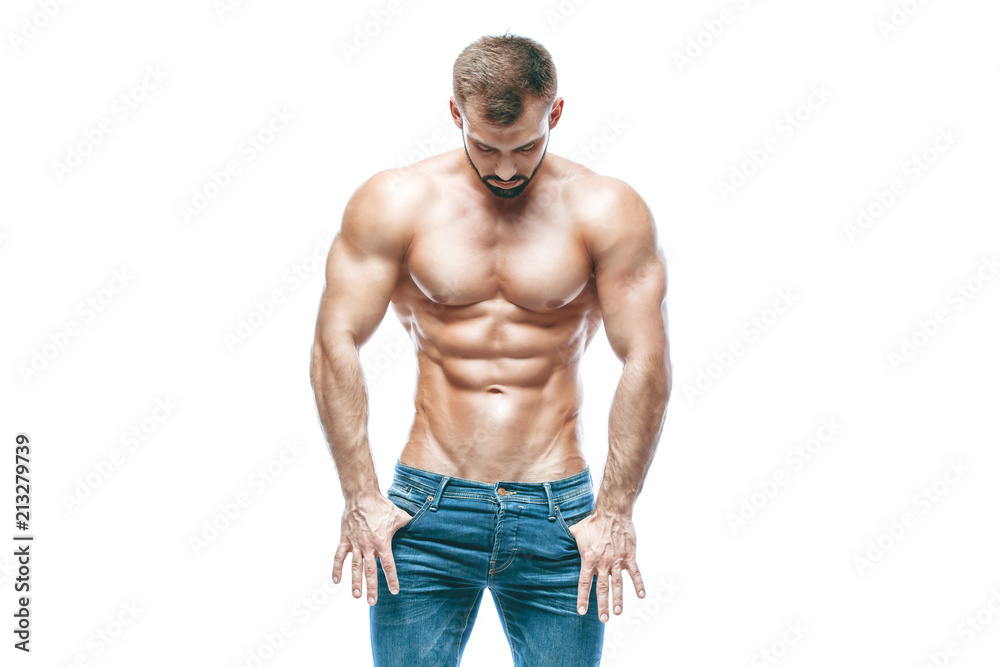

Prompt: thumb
[{"left": 392, "top": 506, "right": 412, "bottom": 530}]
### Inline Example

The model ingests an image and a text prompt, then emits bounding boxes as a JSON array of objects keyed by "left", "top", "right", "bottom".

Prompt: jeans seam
[
  {"left": 437, "top": 492, "right": 495, "bottom": 501},
  {"left": 454, "top": 591, "right": 480, "bottom": 666},
  {"left": 392, "top": 494, "right": 433, "bottom": 531},
  {"left": 396, "top": 481, "right": 592, "bottom": 504},
  {"left": 490, "top": 506, "right": 522, "bottom": 575},
  {"left": 554, "top": 505, "right": 583, "bottom": 542},
  {"left": 398, "top": 481, "right": 436, "bottom": 496},
  {"left": 492, "top": 592, "right": 520, "bottom": 667},
  {"left": 388, "top": 494, "right": 422, "bottom": 514},
  {"left": 553, "top": 489, "right": 593, "bottom": 504}
]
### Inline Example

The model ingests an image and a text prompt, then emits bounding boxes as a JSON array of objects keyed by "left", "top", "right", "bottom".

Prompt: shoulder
[
  {"left": 553, "top": 155, "right": 651, "bottom": 231},
  {"left": 345, "top": 165, "right": 434, "bottom": 226},
  {"left": 565, "top": 169, "right": 657, "bottom": 264},
  {"left": 576, "top": 173, "right": 650, "bottom": 221},
  {"left": 338, "top": 166, "right": 435, "bottom": 260}
]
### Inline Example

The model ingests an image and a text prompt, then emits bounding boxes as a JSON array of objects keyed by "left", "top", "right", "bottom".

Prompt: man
[{"left": 310, "top": 33, "right": 671, "bottom": 666}]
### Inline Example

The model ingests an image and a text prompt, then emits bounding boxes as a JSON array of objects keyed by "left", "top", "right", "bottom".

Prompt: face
[{"left": 451, "top": 96, "right": 563, "bottom": 200}]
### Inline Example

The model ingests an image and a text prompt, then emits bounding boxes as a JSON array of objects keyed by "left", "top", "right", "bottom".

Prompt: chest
[{"left": 402, "top": 205, "right": 595, "bottom": 312}]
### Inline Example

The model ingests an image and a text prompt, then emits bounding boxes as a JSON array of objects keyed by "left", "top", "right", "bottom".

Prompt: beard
[{"left": 462, "top": 136, "right": 549, "bottom": 199}]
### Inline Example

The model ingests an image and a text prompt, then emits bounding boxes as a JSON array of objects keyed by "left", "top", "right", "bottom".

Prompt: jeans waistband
[{"left": 392, "top": 459, "right": 593, "bottom": 518}]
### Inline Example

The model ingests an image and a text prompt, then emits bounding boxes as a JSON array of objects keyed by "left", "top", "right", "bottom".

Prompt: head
[{"left": 450, "top": 33, "right": 563, "bottom": 199}]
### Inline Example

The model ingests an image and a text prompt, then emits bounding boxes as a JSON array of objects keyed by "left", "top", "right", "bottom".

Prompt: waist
[{"left": 392, "top": 458, "right": 593, "bottom": 504}]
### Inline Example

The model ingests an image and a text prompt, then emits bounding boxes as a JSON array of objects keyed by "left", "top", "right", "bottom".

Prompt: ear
[
  {"left": 449, "top": 97, "right": 464, "bottom": 131},
  {"left": 547, "top": 97, "right": 565, "bottom": 130}
]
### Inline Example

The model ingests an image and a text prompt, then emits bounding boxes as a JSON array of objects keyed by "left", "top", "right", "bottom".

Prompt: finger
[
  {"left": 332, "top": 539, "right": 349, "bottom": 584},
  {"left": 595, "top": 570, "right": 611, "bottom": 623},
  {"left": 365, "top": 550, "right": 379, "bottom": 605},
  {"left": 379, "top": 547, "right": 401, "bottom": 595},
  {"left": 625, "top": 557, "right": 646, "bottom": 599},
  {"left": 576, "top": 562, "right": 595, "bottom": 614},
  {"left": 351, "top": 550, "right": 364, "bottom": 599},
  {"left": 611, "top": 567, "right": 625, "bottom": 615}
]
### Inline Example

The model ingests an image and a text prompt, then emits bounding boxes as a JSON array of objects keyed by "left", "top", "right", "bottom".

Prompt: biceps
[
  {"left": 314, "top": 233, "right": 401, "bottom": 349},
  {"left": 599, "top": 251, "right": 668, "bottom": 362}
]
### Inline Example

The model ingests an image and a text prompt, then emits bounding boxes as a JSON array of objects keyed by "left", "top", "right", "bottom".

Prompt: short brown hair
[{"left": 452, "top": 33, "right": 557, "bottom": 126}]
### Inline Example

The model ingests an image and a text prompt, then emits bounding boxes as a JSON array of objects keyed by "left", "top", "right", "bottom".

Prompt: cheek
[
  {"left": 520, "top": 154, "right": 541, "bottom": 173},
  {"left": 479, "top": 158, "right": 497, "bottom": 176},
  {"left": 466, "top": 153, "right": 487, "bottom": 174}
]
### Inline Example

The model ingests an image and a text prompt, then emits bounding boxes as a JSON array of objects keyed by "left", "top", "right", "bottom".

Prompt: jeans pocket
[
  {"left": 554, "top": 492, "right": 595, "bottom": 542},
  {"left": 388, "top": 485, "right": 434, "bottom": 532}
]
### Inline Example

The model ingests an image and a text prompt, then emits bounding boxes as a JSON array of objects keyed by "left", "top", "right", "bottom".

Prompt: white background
[{"left": 3, "top": 0, "right": 999, "bottom": 665}]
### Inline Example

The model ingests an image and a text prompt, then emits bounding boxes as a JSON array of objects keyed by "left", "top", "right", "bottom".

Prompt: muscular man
[{"left": 310, "top": 34, "right": 671, "bottom": 666}]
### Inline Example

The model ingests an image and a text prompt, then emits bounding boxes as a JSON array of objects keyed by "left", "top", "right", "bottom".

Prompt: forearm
[
  {"left": 595, "top": 352, "right": 671, "bottom": 515},
  {"left": 310, "top": 337, "right": 381, "bottom": 504}
]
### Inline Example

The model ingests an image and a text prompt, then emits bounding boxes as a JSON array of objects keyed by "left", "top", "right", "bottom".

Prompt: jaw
[{"left": 459, "top": 140, "right": 549, "bottom": 205}]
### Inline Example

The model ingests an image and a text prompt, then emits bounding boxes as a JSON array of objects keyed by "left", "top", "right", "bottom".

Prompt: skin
[{"left": 309, "top": 93, "right": 671, "bottom": 626}]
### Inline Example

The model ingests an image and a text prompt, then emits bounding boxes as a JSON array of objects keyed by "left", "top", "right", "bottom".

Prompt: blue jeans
[{"left": 371, "top": 459, "right": 605, "bottom": 666}]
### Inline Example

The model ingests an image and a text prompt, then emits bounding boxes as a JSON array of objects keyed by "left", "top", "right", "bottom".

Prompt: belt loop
[
  {"left": 429, "top": 476, "right": 450, "bottom": 512},
  {"left": 543, "top": 482, "right": 556, "bottom": 521}
]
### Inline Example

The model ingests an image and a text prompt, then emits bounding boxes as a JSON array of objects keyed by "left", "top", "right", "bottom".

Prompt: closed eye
[{"left": 476, "top": 143, "right": 537, "bottom": 154}]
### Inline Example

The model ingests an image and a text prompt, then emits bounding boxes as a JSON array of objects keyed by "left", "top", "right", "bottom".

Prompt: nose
[{"left": 495, "top": 156, "right": 517, "bottom": 181}]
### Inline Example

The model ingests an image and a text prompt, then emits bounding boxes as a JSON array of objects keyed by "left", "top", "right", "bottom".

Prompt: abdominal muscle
[{"left": 394, "top": 294, "right": 596, "bottom": 484}]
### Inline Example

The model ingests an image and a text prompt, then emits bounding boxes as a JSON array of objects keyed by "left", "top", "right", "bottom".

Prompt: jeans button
[{"left": 497, "top": 487, "right": 507, "bottom": 496}]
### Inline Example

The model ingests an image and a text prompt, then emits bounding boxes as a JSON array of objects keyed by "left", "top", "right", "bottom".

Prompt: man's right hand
[{"left": 332, "top": 493, "right": 412, "bottom": 605}]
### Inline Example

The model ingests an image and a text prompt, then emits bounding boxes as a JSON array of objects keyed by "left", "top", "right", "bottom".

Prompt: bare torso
[{"left": 388, "top": 148, "right": 608, "bottom": 483}]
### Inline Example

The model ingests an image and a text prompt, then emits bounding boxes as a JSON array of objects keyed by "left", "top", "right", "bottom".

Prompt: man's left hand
[{"left": 570, "top": 508, "right": 646, "bottom": 622}]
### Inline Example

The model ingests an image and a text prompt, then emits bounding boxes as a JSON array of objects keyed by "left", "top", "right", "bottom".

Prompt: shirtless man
[{"left": 310, "top": 34, "right": 671, "bottom": 665}]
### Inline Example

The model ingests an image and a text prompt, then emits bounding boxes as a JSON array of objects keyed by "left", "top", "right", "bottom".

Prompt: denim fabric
[{"left": 371, "top": 459, "right": 604, "bottom": 666}]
